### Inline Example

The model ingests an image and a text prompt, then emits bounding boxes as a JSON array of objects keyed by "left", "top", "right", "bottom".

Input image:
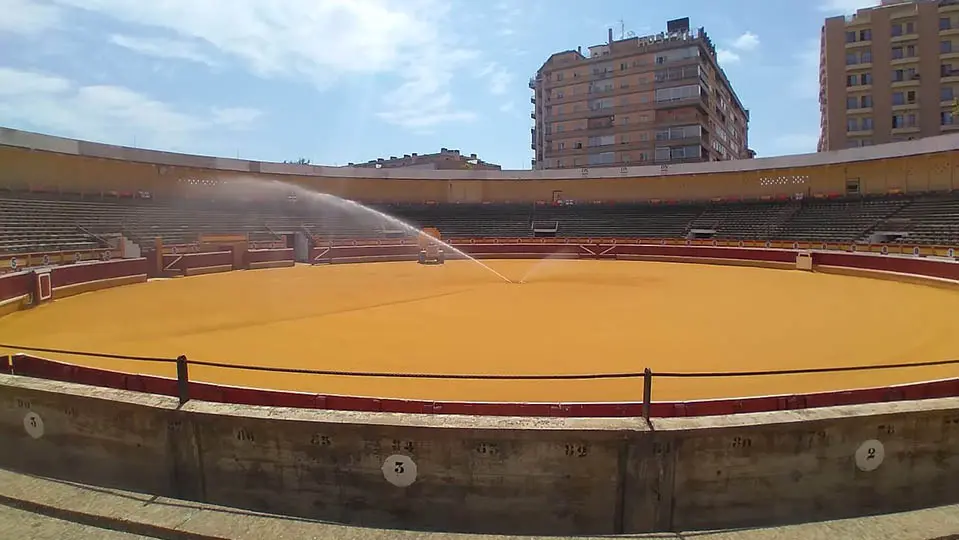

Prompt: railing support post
[
  {"left": 176, "top": 355, "right": 190, "bottom": 405},
  {"left": 642, "top": 368, "right": 652, "bottom": 421}
]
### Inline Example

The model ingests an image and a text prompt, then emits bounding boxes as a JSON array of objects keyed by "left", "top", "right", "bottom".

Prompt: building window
[
  {"left": 942, "top": 86, "right": 955, "bottom": 102},
  {"left": 846, "top": 52, "right": 859, "bottom": 65},
  {"left": 846, "top": 96, "right": 858, "bottom": 110},
  {"left": 862, "top": 117, "right": 873, "bottom": 130},
  {"left": 846, "top": 74, "right": 858, "bottom": 87},
  {"left": 942, "top": 111, "right": 955, "bottom": 125},
  {"left": 862, "top": 72, "right": 873, "bottom": 85},
  {"left": 847, "top": 118, "right": 858, "bottom": 132},
  {"left": 942, "top": 40, "right": 954, "bottom": 54},
  {"left": 653, "top": 84, "right": 701, "bottom": 102},
  {"left": 556, "top": 73, "right": 564, "bottom": 81},
  {"left": 906, "top": 44, "right": 916, "bottom": 57},
  {"left": 892, "top": 46, "right": 903, "bottom": 60},
  {"left": 944, "top": 63, "right": 959, "bottom": 77},
  {"left": 892, "top": 23, "right": 903, "bottom": 37},
  {"left": 906, "top": 21, "right": 915, "bottom": 34},
  {"left": 893, "top": 91, "right": 904, "bottom": 105},
  {"left": 941, "top": 17, "right": 953, "bottom": 31},
  {"left": 892, "top": 67, "right": 916, "bottom": 81},
  {"left": 892, "top": 113, "right": 916, "bottom": 128},
  {"left": 861, "top": 95, "right": 872, "bottom": 108},
  {"left": 846, "top": 31, "right": 857, "bottom": 44}
]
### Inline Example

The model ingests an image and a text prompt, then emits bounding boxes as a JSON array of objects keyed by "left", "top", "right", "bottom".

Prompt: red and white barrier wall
[{"left": 3, "top": 238, "right": 959, "bottom": 417}]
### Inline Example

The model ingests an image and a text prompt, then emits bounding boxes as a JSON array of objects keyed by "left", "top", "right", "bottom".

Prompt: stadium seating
[
  {"left": 773, "top": 198, "right": 909, "bottom": 242},
  {"left": 3, "top": 191, "right": 959, "bottom": 256},
  {"left": 874, "top": 194, "right": 959, "bottom": 245}
]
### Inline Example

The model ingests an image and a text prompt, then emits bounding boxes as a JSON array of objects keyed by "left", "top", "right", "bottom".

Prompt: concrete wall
[
  {"left": 3, "top": 126, "right": 959, "bottom": 202},
  {"left": 2, "top": 374, "right": 958, "bottom": 535}
]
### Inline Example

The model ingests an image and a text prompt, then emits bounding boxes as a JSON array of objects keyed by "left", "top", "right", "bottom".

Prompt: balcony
[
  {"left": 890, "top": 32, "right": 918, "bottom": 44},
  {"left": 653, "top": 94, "right": 708, "bottom": 112},
  {"left": 891, "top": 76, "right": 921, "bottom": 87},
  {"left": 530, "top": 111, "right": 536, "bottom": 119},
  {"left": 890, "top": 56, "right": 918, "bottom": 66},
  {"left": 530, "top": 96, "right": 536, "bottom": 104},
  {"left": 528, "top": 77, "right": 536, "bottom": 90}
]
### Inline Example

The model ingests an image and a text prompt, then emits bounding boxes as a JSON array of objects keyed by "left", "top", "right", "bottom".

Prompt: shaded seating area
[
  {"left": 772, "top": 198, "right": 908, "bottom": 243},
  {"left": 877, "top": 195, "right": 959, "bottom": 245},
  {"left": 4, "top": 191, "right": 959, "bottom": 257},
  {"left": 687, "top": 201, "right": 798, "bottom": 239},
  {"left": 532, "top": 204, "right": 702, "bottom": 238}
]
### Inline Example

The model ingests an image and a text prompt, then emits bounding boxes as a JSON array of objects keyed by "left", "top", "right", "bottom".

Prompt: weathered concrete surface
[
  {"left": 0, "top": 504, "right": 155, "bottom": 540},
  {"left": 2, "top": 468, "right": 959, "bottom": 540},
  {"left": 2, "top": 373, "right": 959, "bottom": 536}
]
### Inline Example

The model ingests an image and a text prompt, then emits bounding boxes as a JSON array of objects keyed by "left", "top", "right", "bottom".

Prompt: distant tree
[{"left": 283, "top": 157, "right": 311, "bottom": 165}]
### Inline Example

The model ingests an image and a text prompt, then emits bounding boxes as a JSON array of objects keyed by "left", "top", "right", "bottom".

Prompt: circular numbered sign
[
  {"left": 381, "top": 454, "right": 417, "bottom": 487},
  {"left": 855, "top": 439, "right": 884, "bottom": 472},
  {"left": 23, "top": 412, "right": 44, "bottom": 439}
]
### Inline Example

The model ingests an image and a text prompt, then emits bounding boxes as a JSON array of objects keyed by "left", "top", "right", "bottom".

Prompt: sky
[{"left": 0, "top": 0, "right": 878, "bottom": 169}]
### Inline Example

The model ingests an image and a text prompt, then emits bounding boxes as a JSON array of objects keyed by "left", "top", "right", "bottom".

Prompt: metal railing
[{"left": 3, "top": 342, "right": 959, "bottom": 420}]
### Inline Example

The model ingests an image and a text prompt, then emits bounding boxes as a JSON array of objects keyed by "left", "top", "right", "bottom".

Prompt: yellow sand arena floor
[{"left": 2, "top": 259, "right": 959, "bottom": 403}]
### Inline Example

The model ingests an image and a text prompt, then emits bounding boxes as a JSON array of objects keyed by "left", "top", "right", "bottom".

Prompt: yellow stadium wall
[{"left": 2, "top": 129, "right": 959, "bottom": 204}]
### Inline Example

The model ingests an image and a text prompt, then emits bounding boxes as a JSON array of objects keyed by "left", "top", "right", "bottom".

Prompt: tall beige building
[
  {"left": 819, "top": 0, "right": 959, "bottom": 151},
  {"left": 529, "top": 18, "right": 751, "bottom": 170}
]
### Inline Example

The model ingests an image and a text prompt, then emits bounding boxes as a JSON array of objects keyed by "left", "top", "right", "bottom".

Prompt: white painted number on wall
[
  {"left": 382, "top": 454, "right": 417, "bottom": 487},
  {"left": 23, "top": 412, "right": 44, "bottom": 439},
  {"left": 855, "top": 439, "right": 884, "bottom": 472}
]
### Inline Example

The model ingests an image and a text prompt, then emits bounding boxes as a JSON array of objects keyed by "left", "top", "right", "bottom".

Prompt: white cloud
[
  {"left": 731, "top": 31, "right": 760, "bottom": 51},
  {"left": 477, "top": 62, "right": 513, "bottom": 96},
  {"left": 211, "top": 107, "right": 263, "bottom": 129},
  {"left": 819, "top": 0, "right": 876, "bottom": 14},
  {"left": 717, "top": 49, "right": 740, "bottom": 65},
  {"left": 718, "top": 31, "right": 760, "bottom": 66},
  {"left": 46, "top": 0, "right": 479, "bottom": 130},
  {"left": 109, "top": 34, "right": 215, "bottom": 66},
  {"left": 0, "top": 0, "right": 62, "bottom": 36},
  {"left": 0, "top": 67, "right": 261, "bottom": 149}
]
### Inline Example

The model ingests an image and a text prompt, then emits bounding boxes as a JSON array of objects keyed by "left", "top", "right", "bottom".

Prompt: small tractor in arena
[{"left": 417, "top": 227, "right": 445, "bottom": 265}]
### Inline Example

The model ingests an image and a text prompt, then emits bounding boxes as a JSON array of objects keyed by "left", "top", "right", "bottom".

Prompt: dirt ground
[{"left": 2, "top": 259, "right": 959, "bottom": 403}]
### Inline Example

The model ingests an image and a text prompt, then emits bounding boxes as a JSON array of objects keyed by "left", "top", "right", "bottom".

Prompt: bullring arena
[{"left": 2, "top": 127, "right": 959, "bottom": 536}]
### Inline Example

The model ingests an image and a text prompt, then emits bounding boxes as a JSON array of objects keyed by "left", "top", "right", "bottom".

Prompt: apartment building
[
  {"left": 349, "top": 148, "right": 501, "bottom": 170},
  {"left": 529, "top": 18, "right": 750, "bottom": 170},
  {"left": 819, "top": 0, "right": 959, "bottom": 151}
]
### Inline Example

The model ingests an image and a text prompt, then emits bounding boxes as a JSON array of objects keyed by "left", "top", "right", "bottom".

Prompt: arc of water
[{"left": 255, "top": 180, "right": 512, "bottom": 283}]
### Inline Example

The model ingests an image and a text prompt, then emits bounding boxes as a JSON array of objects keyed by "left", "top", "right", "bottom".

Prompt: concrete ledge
[
  {"left": 815, "top": 265, "right": 959, "bottom": 290},
  {"left": 183, "top": 265, "right": 233, "bottom": 277},
  {"left": 248, "top": 260, "right": 294, "bottom": 270},
  {"left": 53, "top": 274, "right": 147, "bottom": 299},
  {"left": 616, "top": 254, "right": 795, "bottom": 270},
  {"left": 0, "top": 294, "right": 30, "bottom": 317},
  {"left": 473, "top": 252, "right": 582, "bottom": 260},
  {"left": 2, "top": 465, "right": 959, "bottom": 539},
  {"left": 328, "top": 255, "right": 417, "bottom": 264},
  {"left": 3, "top": 373, "right": 959, "bottom": 535}
]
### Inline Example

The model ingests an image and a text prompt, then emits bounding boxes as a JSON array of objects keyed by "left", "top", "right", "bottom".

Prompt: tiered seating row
[{"left": 4, "top": 193, "right": 959, "bottom": 254}]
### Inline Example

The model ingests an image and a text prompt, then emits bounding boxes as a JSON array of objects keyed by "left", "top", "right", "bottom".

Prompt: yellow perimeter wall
[{"left": 2, "top": 128, "right": 959, "bottom": 203}]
